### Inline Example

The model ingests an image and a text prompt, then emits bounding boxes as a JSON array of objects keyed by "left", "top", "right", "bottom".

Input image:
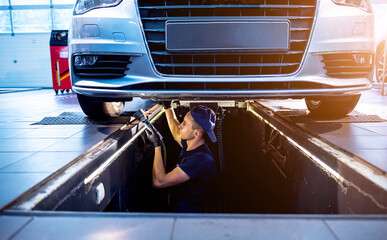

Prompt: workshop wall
[{"left": 0, "top": 33, "right": 52, "bottom": 88}]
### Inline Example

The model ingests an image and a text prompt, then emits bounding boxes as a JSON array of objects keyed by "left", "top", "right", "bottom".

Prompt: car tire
[
  {"left": 77, "top": 94, "right": 125, "bottom": 119},
  {"left": 305, "top": 94, "right": 361, "bottom": 118},
  {"left": 376, "top": 45, "right": 386, "bottom": 83}
]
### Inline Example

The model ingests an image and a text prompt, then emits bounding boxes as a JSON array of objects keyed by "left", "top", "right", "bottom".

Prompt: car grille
[
  {"left": 73, "top": 55, "right": 132, "bottom": 78},
  {"left": 121, "top": 81, "right": 327, "bottom": 90},
  {"left": 321, "top": 53, "right": 373, "bottom": 78},
  {"left": 137, "top": 0, "right": 317, "bottom": 76}
]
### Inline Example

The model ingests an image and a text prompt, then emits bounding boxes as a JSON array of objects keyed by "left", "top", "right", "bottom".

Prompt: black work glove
[
  {"left": 145, "top": 129, "right": 162, "bottom": 148},
  {"left": 160, "top": 101, "right": 172, "bottom": 109}
]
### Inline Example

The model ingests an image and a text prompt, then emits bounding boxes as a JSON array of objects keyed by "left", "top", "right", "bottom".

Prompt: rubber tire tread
[
  {"left": 305, "top": 94, "right": 361, "bottom": 118},
  {"left": 376, "top": 46, "right": 386, "bottom": 83},
  {"left": 77, "top": 94, "right": 125, "bottom": 119}
]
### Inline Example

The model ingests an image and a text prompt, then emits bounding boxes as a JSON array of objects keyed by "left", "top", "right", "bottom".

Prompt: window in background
[
  {"left": 0, "top": 0, "right": 8, "bottom": 6},
  {"left": 0, "top": 0, "right": 75, "bottom": 34},
  {"left": 53, "top": 0, "right": 76, "bottom": 4},
  {"left": 13, "top": 9, "right": 51, "bottom": 32},
  {"left": 0, "top": 10, "right": 11, "bottom": 33},
  {"left": 11, "top": 0, "right": 50, "bottom": 5},
  {"left": 53, "top": 8, "right": 72, "bottom": 30}
]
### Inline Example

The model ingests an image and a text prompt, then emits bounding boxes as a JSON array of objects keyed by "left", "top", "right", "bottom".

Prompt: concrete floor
[
  {"left": 0, "top": 87, "right": 386, "bottom": 210},
  {"left": 0, "top": 87, "right": 386, "bottom": 239},
  {"left": 258, "top": 86, "right": 387, "bottom": 173},
  {"left": 0, "top": 89, "right": 154, "bottom": 209},
  {"left": 0, "top": 212, "right": 386, "bottom": 240}
]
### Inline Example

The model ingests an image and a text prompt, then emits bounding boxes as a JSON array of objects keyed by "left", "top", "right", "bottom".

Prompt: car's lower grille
[
  {"left": 119, "top": 81, "right": 366, "bottom": 91},
  {"left": 73, "top": 55, "right": 132, "bottom": 78},
  {"left": 137, "top": 0, "right": 317, "bottom": 76},
  {"left": 321, "top": 53, "right": 373, "bottom": 78}
]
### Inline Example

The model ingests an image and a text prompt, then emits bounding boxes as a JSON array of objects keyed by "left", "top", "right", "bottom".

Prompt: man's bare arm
[
  {"left": 164, "top": 107, "right": 182, "bottom": 147},
  {"left": 152, "top": 146, "right": 189, "bottom": 188}
]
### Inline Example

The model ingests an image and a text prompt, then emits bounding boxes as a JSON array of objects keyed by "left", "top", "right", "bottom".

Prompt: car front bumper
[{"left": 69, "top": 0, "right": 374, "bottom": 101}]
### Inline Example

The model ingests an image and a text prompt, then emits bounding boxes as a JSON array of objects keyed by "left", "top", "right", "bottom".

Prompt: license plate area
[{"left": 165, "top": 20, "right": 290, "bottom": 52}]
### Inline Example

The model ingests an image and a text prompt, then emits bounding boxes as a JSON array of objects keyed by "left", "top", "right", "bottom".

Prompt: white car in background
[
  {"left": 371, "top": 0, "right": 387, "bottom": 83},
  {"left": 69, "top": 0, "right": 375, "bottom": 119}
]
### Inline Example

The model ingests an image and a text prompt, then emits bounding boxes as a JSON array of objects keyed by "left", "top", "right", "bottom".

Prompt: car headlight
[
  {"left": 331, "top": 0, "right": 372, "bottom": 13},
  {"left": 73, "top": 0, "right": 123, "bottom": 15}
]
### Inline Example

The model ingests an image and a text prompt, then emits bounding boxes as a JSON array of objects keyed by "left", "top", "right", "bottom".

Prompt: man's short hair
[
  {"left": 192, "top": 119, "right": 212, "bottom": 143},
  {"left": 191, "top": 119, "right": 204, "bottom": 133}
]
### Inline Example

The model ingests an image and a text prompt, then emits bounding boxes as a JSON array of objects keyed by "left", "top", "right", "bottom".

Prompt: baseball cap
[{"left": 190, "top": 105, "right": 217, "bottom": 143}]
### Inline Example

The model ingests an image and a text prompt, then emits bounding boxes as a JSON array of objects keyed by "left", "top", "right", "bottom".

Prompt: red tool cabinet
[{"left": 50, "top": 30, "right": 72, "bottom": 94}]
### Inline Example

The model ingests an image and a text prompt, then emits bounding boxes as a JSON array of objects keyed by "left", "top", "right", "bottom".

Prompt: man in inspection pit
[{"left": 146, "top": 102, "right": 217, "bottom": 213}]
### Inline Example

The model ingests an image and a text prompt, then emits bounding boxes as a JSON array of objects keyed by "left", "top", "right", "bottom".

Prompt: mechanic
[{"left": 146, "top": 102, "right": 217, "bottom": 213}]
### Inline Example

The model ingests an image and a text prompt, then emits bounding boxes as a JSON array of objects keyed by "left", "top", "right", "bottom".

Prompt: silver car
[
  {"left": 69, "top": 0, "right": 374, "bottom": 118},
  {"left": 372, "top": 1, "right": 387, "bottom": 83}
]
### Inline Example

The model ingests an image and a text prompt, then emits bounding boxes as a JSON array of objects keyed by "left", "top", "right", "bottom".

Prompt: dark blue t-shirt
[{"left": 170, "top": 140, "right": 216, "bottom": 213}]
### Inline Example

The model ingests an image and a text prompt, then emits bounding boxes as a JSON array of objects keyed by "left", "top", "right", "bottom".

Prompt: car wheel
[
  {"left": 305, "top": 94, "right": 361, "bottom": 118},
  {"left": 77, "top": 94, "right": 125, "bottom": 119},
  {"left": 376, "top": 45, "right": 386, "bottom": 83}
]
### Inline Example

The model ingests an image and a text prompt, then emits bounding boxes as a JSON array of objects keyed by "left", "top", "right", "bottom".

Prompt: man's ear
[{"left": 194, "top": 129, "right": 203, "bottom": 138}]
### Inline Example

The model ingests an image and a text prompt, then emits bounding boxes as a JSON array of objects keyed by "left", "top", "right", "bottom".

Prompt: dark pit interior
[{"left": 105, "top": 106, "right": 341, "bottom": 214}]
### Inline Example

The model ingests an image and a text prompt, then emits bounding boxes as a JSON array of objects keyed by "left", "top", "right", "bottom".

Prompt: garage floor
[
  {"left": 0, "top": 87, "right": 386, "bottom": 239},
  {"left": 0, "top": 87, "right": 386, "bottom": 210},
  {"left": 0, "top": 89, "right": 155, "bottom": 209},
  {"left": 258, "top": 86, "right": 387, "bottom": 174}
]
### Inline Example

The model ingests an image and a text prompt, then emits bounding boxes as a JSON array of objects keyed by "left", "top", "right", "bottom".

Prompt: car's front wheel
[
  {"left": 376, "top": 45, "right": 386, "bottom": 83},
  {"left": 305, "top": 94, "right": 361, "bottom": 118},
  {"left": 77, "top": 94, "right": 125, "bottom": 119}
]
